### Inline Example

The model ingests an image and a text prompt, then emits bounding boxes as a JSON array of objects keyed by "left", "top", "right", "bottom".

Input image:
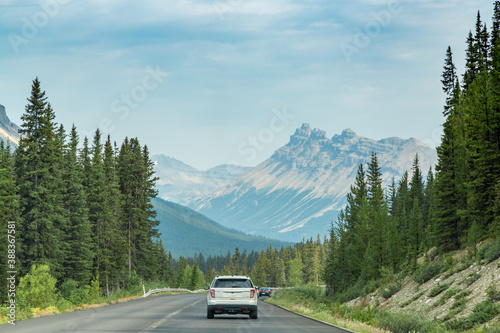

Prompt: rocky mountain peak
[{"left": 290, "top": 123, "right": 329, "bottom": 144}]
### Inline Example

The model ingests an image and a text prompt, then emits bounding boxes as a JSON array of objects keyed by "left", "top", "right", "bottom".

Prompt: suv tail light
[
  {"left": 250, "top": 289, "right": 256, "bottom": 298},
  {"left": 210, "top": 289, "right": 215, "bottom": 298}
]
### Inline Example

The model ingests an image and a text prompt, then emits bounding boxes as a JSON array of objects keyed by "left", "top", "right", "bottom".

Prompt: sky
[{"left": 0, "top": 0, "right": 495, "bottom": 170}]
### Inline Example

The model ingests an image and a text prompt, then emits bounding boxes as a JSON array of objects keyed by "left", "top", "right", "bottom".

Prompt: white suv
[{"left": 206, "top": 275, "right": 258, "bottom": 319}]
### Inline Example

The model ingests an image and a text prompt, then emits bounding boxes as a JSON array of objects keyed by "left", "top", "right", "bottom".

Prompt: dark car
[{"left": 258, "top": 287, "right": 271, "bottom": 297}]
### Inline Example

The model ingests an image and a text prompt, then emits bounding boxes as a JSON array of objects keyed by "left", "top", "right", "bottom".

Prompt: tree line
[
  {"left": 323, "top": 3, "right": 500, "bottom": 297},
  {"left": 169, "top": 237, "right": 330, "bottom": 289},
  {"left": 0, "top": 78, "right": 169, "bottom": 303}
]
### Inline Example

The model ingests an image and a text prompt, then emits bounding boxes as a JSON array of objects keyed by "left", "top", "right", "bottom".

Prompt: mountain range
[
  {"left": 189, "top": 124, "right": 438, "bottom": 242},
  {"left": 0, "top": 104, "right": 439, "bottom": 251},
  {"left": 152, "top": 154, "right": 251, "bottom": 205}
]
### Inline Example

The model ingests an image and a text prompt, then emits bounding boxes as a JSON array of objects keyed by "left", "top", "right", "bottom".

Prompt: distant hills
[
  {"left": 189, "top": 124, "right": 438, "bottom": 242},
  {"left": 152, "top": 154, "right": 251, "bottom": 205},
  {"left": 153, "top": 197, "right": 292, "bottom": 257},
  {"left": 0, "top": 104, "right": 20, "bottom": 147}
]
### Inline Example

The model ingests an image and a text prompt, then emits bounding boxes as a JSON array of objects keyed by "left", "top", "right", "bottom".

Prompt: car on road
[
  {"left": 258, "top": 287, "right": 271, "bottom": 297},
  {"left": 206, "top": 275, "right": 258, "bottom": 319}
]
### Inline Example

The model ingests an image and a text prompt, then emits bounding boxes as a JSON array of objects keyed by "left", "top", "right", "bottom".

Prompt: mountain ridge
[
  {"left": 152, "top": 154, "right": 252, "bottom": 205},
  {"left": 191, "top": 123, "right": 438, "bottom": 242}
]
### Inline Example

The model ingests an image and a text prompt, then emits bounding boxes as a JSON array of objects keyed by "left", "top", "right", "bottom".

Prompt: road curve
[{"left": 1, "top": 293, "right": 347, "bottom": 333}]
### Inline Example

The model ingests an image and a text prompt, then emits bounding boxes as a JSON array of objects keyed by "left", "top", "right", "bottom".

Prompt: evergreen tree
[
  {"left": 15, "top": 78, "right": 66, "bottom": 279},
  {"left": 229, "top": 247, "right": 241, "bottom": 275},
  {"left": 101, "top": 135, "right": 126, "bottom": 294},
  {"left": 363, "top": 153, "right": 388, "bottom": 279},
  {"left": 0, "top": 143, "right": 19, "bottom": 303},
  {"left": 85, "top": 130, "right": 108, "bottom": 281},
  {"left": 62, "top": 126, "right": 94, "bottom": 285},
  {"left": 442, "top": 46, "right": 457, "bottom": 116},
  {"left": 118, "top": 138, "right": 159, "bottom": 279},
  {"left": 464, "top": 31, "right": 478, "bottom": 91}
]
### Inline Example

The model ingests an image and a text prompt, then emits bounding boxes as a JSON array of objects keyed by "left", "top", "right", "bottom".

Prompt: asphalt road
[{"left": 1, "top": 294, "right": 346, "bottom": 333}]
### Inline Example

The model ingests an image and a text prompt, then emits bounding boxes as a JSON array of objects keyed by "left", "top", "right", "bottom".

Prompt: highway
[{"left": 0, "top": 293, "right": 347, "bottom": 333}]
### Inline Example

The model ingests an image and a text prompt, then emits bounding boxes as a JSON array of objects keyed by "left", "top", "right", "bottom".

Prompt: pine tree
[
  {"left": 118, "top": 139, "right": 159, "bottom": 279},
  {"left": 101, "top": 135, "right": 126, "bottom": 293},
  {"left": 0, "top": 142, "right": 19, "bottom": 303},
  {"left": 62, "top": 125, "right": 94, "bottom": 285},
  {"left": 464, "top": 72, "right": 496, "bottom": 237},
  {"left": 84, "top": 129, "right": 109, "bottom": 283},
  {"left": 364, "top": 152, "right": 388, "bottom": 278},
  {"left": 15, "top": 78, "right": 66, "bottom": 279},
  {"left": 442, "top": 46, "right": 457, "bottom": 116},
  {"left": 229, "top": 247, "right": 241, "bottom": 275}
]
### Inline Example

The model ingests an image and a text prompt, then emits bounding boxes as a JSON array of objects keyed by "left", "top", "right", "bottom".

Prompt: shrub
[
  {"left": 59, "top": 280, "right": 79, "bottom": 302},
  {"left": 440, "top": 306, "right": 465, "bottom": 323},
  {"left": 444, "top": 253, "right": 454, "bottom": 270},
  {"left": 400, "top": 291, "right": 425, "bottom": 308},
  {"left": 125, "top": 270, "right": 142, "bottom": 292},
  {"left": 469, "top": 300, "right": 499, "bottom": 325},
  {"left": 414, "top": 261, "right": 444, "bottom": 285},
  {"left": 486, "top": 279, "right": 500, "bottom": 302},
  {"left": 17, "top": 264, "right": 57, "bottom": 310},
  {"left": 462, "top": 272, "right": 481, "bottom": 286},
  {"left": 479, "top": 238, "right": 500, "bottom": 263},
  {"left": 428, "top": 281, "right": 453, "bottom": 298},
  {"left": 380, "top": 281, "right": 401, "bottom": 299},
  {"left": 55, "top": 298, "right": 72, "bottom": 312},
  {"left": 450, "top": 290, "right": 471, "bottom": 310},
  {"left": 434, "top": 288, "right": 460, "bottom": 307}
]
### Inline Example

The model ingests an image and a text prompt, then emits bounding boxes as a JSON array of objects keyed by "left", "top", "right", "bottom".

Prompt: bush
[
  {"left": 434, "top": 288, "right": 460, "bottom": 307},
  {"left": 380, "top": 282, "right": 401, "bottom": 299},
  {"left": 55, "top": 298, "right": 72, "bottom": 312},
  {"left": 376, "top": 310, "right": 441, "bottom": 333},
  {"left": 487, "top": 280, "right": 500, "bottom": 302},
  {"left": 469, "top": 300, "right": 499, "bottom": 325},
  {"left": 400, "top": 291, "right": 425, "bottom": 308},
  {"left": 17, "top": 264, "right": 57, "bottom": 310},
  {"left": 450, "top": 290, "right": 471, "bottom": 310},
  {"left": 125, "top": 271, "right": 142, "bottom": 292},
  {"left": 428, "top": 281, "right": 454, "bottom": 298},
  {"left": 59, "top": 280, "right": 79, "bottom": 302},
  {"left": 479, "top": 239, "right": 500, "bottom": 263},
  {"left": 414, "top": 261, "right": 444, "bottom": 285},
  {"left": 462, "top": 272, "right": 481, "bottom": 286}
]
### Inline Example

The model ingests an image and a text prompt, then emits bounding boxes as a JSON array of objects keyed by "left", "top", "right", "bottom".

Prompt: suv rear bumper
[{"left": 208, "top": 304, "right": 257, "bottom": 315}]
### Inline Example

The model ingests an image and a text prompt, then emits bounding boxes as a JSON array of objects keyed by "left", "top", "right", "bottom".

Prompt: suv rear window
[{"left": 213, "top": 278, "right": 253, "bottom": 288}]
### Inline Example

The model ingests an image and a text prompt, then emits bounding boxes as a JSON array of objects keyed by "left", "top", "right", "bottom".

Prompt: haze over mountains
[
  {"left": 152, "top": 155, "right": 251, "bottom": 205},
  {"left": 189, "top": 124, "right": 438, "bottom": 242}
]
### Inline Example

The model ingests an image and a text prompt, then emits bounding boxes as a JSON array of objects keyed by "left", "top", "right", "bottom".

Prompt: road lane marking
[{"left": 140, "top": 297, "right": 205, "bottom": 331}]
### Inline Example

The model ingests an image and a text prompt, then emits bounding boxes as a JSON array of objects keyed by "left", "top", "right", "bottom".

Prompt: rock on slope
[{"left": 347, "top": 245, "right": 500, "bottom": 329}]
